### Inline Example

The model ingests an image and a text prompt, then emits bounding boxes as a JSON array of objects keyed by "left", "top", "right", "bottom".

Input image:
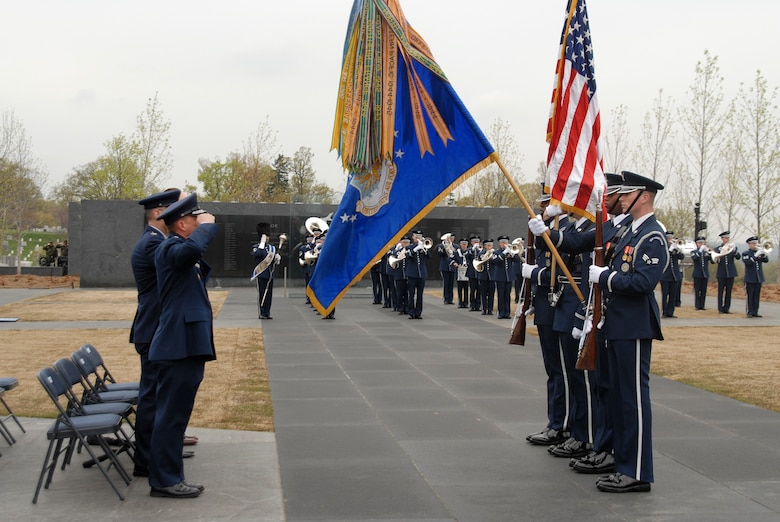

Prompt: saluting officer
[
  {"left": 690, "top": 236, "right": 713, "bottom": 310},
  {"left": 588, "top": 171, "right": 667, "bottom": 493},
  {"left": 742, "top": 236, "right": 769, "bottom": 318}
]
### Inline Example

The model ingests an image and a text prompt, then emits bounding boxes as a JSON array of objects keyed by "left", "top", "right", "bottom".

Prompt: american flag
[{"left": 545, "top": 0, "right": 605, "bottom": 221}]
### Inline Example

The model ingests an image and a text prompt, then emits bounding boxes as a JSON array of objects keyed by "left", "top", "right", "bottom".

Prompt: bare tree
[
  {"left": 633, "top": 89, "right": 677, "bottom": 194},
  {"left": 289, "top": 147, "right": 317, "bottom": 202},
  {"left": 456, "top": 118, "right": 524, "bottom": 207},
  {"left": 731, "top": 71, "right": 780, "bottom": 241},
  {"left": 678, "top": 50, "right": 726, "bottom": 223},
  {"left": 0, "top": 110, "right": 48, "bottom": 272},
  {"left": 135, "top": 93, "right": 173, "bottom": 192},
  {"left": 602, "top": 104, "right": 631, "bottom": 173}
]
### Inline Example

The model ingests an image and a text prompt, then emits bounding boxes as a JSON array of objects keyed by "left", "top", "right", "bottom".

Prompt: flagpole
[{"left": 494, "top": 155, "right": 586, "bottom": 304}]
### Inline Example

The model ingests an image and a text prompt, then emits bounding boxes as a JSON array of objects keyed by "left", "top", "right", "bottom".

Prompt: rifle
[
  {"left": 576, "top": 210, "right": 603, "bottom": 370},
  {"left": 509, "top": 228, "right": 535, "bottom": 345}
]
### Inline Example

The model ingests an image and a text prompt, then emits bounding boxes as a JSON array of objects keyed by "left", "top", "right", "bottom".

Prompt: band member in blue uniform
[
  {"left": 370, "top": 258, "right": 383, "bottom": 304},
  {"left": 149, "top": 193, "right": 217, "bottom": 498},
  {"left": 660, "top": 231, "right": 684, "bottom": 318},
  {"left": 130, "top": 188, "right": 181, "bottom": 479},
  {"left": 252, "top": 223, "right": 282, "bottom": 320},
  {"left": 742, "top": 236, "right": 769, "bottom": 317},
  {"left": 588, "top": 171, "right": 667, "bottom": 493},
  {"left": 690, "top": 236, "right": 713, "bottom": 310},
  {"left": 715, "top": 231, "right": 740, "bottom": 314},
  {"left": 477, "top": 239, "right": 495, "bottom": 315},
  {"left": 405, "top": 230, "right": 430, "bottom": 319},
  {"left": 437, "top": 233, "right": 456, "bottom": 305},
  {"left": 523, "top": 193, "right": 570, "bottom": 447},
  {"left": 382, "top": 247, "right": 396, "bottom": 309},
  {"left": 454, "top": 238, "right": 471, "bottom": 308},
  {"left": 490, "top": 236, "right": 520, "bottom": 319},
  {"left": 391, "top": 237, "right": 411, "bottom": 314},
  {"left": 299, "top": 233, "right": 315, "bottom": 304},
  {"left": 466, "top": 236, "right": 481, "bottom": 311}
]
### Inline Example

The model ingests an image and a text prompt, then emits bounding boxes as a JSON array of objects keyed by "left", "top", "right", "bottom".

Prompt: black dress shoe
[
  {"left": 183, "top": 480, "right": 205, "bottom": 492},
  {"left": 596, "top": 472, "right": 651, "bottom": 493},
  {"left": 549, "top": 438, "right": 592, "bottom": 458},
  {"left": 260, "top": 316, "right": 273, "bottom": 320},
  {"left": 527, "top": 428, "right": 569, "bottom": 446},
  {"left": 572, "top": 451, "right": 616, "bottom": 474},
  {"left": 150, "top": 482, "right": 201, "bottom": 498},
  {"left": 754, "top": 314, "right": 763, "bottom": 318}
]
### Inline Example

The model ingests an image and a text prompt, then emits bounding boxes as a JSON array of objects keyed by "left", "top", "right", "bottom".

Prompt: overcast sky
[{"left": 3, "top": 0, "right": 779, "bottom": 199}]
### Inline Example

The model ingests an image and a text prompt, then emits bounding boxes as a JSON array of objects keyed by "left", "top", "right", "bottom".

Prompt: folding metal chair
[
  {"left": 33, "top": 367, "right": 133, "bottom": 503},
  {"left": 77, "top": 344, "right": 139, "bottom": 392},
  {"left": 54, "top": 356, "right": 138, "bottom": 407},
  {"left": 0, "top": 377, "right": 26, "bottom": 439},
  {"left": 0, "top": 389, "right": 15, "bottom": 446}
]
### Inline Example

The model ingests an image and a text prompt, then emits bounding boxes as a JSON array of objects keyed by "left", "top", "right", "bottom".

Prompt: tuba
[{"left": 305, "top": 216, "right": 329, "bottom": 236}]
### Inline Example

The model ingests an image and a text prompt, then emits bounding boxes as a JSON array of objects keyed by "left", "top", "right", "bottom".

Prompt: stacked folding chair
[
  {"left": 33, "top": 367, "right": 135, "bottom": 503},
  {"left": 0, "top": 377, "right": 26, "bottom": 448}
]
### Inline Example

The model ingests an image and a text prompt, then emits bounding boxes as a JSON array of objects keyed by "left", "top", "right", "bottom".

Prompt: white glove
[
  {"left": 572, "top": 318, "right": 592, "bottom": 340},
  {"left": 528, "top": 215, "right": 547, "bottom": 236},
  {"left": 589, "top": 265, "right": 608, "bottom": 284},
  {"left": 413, "top": 244, "right": 424, "bottom": 252},
  {"left": 521, "top": 263, "right": 535, "bottom": 279},
  {"left": 524, "top": 305, "right": 535, "bottom": 316},
  {"left": 546, "top": 204, "right": 563, "bottom": 217},
  {"left": 699, "top": 245, "right": 707, "bottom": 253},
  {"left": 274, "top": 253, "right": 282, "bottom": 264}
]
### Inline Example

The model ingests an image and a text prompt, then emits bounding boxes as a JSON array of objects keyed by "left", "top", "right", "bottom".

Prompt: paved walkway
[{"left": 0, "top": 284, "right": 779, "bottom": 520}]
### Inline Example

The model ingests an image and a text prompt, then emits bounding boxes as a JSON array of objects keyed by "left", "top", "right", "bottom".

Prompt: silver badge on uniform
[{"left": 621, "top": 262, "right": 630, "bottom": 273}]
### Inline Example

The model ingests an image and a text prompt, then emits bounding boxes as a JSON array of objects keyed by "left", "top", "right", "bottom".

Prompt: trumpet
[
  {"left": 509, "top": 237, "right": 524, "bottom": 256},
  {"left": 422, "top": 237, "right": 433, "bottom": 250},
  {"left": 669, "top": 238, "right": 685, "bottom": 253},
  {"left": 711, "top": 242, "right": 735, "bottom": 262}
]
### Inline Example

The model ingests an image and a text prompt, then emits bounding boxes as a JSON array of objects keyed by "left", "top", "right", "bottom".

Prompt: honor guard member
[
  {"left": 742, "top": 236, "right": 769, "bottom": 317},
  {"left": 466, "top": 236, "right": 482, "bottom": 311},
  {"left": 528, "top": 173, "right": 630, "bottom": 474},
  {"left": 437, "top": 233, "right": 457, "bottom": 305},
  {"left": 252, "top": 223, "right": 281, "bottom": 320},
  {"left": 690, "top": 236, "right": 713, "bottom": 310},
  {"left": 545, "top": 209, "right": 598, "bottom": 460},
  {"left": 149, "top": 192, "right": 217, "bottom": 498},
  {"left": 523, "top": 192, "right": 570, "bottom": 447},
  {"left": 490, "top": 235, "right": 520, "bottom": 319},
  {"left": 130, "top": 188, "right": 182, "bottom": 479},
  {"left": 391, "top": 237, "right": 411, "bottom": 314},
  {"left": 454, "top": 238, "right": 471, "bottom": 308},
  {"left": 382, "top": 247, "right": 396, "bottom": 308},
  {"left": 660, "top": 232, "right": 684, "bottom": 318},
  {"left": 587, "top": 171, "right": 667, "bottom": 493},
  {"left": 477, "top": 239, "right": 495, "bottom": 315},
  {"left": 715, "top": 231, "right": 741, "bottom": 314},
  {"left": 299, "top": 233, "right": 315, "bottom": 304},
  {"left": 405, "top": 230, "right": 430, "bottom": 319}
]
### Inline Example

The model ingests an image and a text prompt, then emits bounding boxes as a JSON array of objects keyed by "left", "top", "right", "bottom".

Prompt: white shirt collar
[{"left": 631, "top": 212, "right": 654, "bottom": 233}]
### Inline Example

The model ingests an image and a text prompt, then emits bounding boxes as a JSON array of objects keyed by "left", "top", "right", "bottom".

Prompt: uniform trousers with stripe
[
  {"left": 537, "top": 324, "right": 568, "bottom": 431},
  {"left": 606, "top": 338, "right": 654, "bottom": 483}
]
